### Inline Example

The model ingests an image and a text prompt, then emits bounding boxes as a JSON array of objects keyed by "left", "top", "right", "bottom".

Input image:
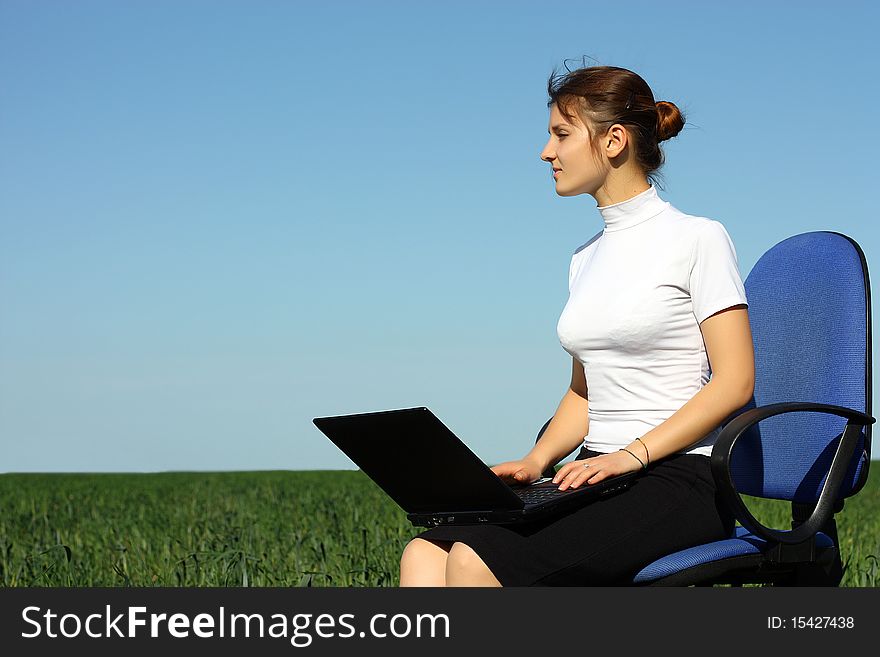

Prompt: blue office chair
[{"left": 537, "top": 231, "right": 874, "bottom": 586}]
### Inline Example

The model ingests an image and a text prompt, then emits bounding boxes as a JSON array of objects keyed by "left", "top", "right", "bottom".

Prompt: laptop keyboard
[{"left": 513, "top": 483, "right": 576, "bottom": 504}]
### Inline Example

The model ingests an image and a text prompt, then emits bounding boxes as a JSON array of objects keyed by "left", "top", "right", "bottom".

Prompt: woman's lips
[{"left": 553, "top": 170, "right": 560, "bottom": 178}]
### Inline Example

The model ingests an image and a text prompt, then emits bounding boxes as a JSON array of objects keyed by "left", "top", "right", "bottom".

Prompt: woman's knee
[
  {"left": 445, "top": 542, "right": 501, "bottom": 586},
  {"left": 401, "top": 537, "right": 449, "bottom": 564},
  {"left": 399, "top": 538, "right": 451, "bottom": 586}
]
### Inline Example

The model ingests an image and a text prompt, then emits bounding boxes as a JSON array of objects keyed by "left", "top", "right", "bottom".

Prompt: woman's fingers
[
  {"left": 490, "top": 461, "right": 518, "bottom": 475},
  {"left": 490, "top": 461, "right": 534, "bottom": 484},
  {"left": 552, "top": 462, "right": 575, "bottom": 486},
  {"left": 490, "top": 464, "right": 514, "bottom": 481},
  {"left": 554, "top": 460, "right": 602, "bottom": 490},
  {"left": 567, "top": 466, "right": 599, "bottom": 489},
  {"left": 551, "top": 462, "right": 576, "bottom": 484},
  {"left": 556, "top": 461, "right": 588, "bottom": 480}
]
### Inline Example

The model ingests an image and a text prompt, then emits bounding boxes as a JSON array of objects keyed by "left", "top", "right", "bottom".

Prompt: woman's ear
[{"left": 604, "top": 124, "right": 629, "bottom": 158}]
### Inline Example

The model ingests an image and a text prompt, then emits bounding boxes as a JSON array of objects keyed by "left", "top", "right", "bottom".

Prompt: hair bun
[{"left": 655, "top": 100, "right": 685, "bottom": 142}]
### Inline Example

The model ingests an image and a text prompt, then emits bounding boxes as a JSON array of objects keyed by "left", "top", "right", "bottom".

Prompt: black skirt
[{"left": 415, "top": 447, "right": 736, "bottom": 586}]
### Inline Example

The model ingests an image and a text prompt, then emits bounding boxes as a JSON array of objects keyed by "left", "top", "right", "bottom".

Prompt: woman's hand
[
  {"left": 490, "top": 457, "right": 544, "bottom": 486},
  {"left": 552, "top": 450, "right": 643, "bottom": 490}
]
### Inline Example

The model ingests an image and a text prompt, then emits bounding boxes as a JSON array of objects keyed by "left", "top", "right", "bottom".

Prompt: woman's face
[{"left": 540, "top": 103, "right": 609, "bottom": 197}]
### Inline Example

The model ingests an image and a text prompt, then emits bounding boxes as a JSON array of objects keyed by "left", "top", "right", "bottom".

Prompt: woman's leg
[
  {"left": 399, "top": 538, "right": 453, "bottom": 586},
  {"left": 445, "top": 542, "right": 502, "bottom": 587}
]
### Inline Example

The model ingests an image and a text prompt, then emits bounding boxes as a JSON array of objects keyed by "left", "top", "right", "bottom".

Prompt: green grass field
[{"left": 1, "top": 468, "right": 878, "bottom": 587}]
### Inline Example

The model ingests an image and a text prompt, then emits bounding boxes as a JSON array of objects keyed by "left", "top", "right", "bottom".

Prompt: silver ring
[{"left": 583, "top": 462, "right": 591, "bottom": 469}]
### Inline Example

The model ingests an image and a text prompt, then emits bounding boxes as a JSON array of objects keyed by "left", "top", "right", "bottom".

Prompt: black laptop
[{"left": 312, "top": 406, "right": 638, "bottom": 527}]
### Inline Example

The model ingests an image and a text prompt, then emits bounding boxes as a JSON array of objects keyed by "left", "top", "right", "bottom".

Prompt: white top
[{"left": 556, "top": 185, "right": 748, "bottom": 457}]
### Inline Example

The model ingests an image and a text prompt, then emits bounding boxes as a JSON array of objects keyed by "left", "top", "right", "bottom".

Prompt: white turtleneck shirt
[{"left": 556, "top": 185, "right": 749, "bottom": 457}]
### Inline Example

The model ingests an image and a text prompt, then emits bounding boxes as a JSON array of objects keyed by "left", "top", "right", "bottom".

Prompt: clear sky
[{"left": 2, "top": 0, "right": 878, "bottom": 472}]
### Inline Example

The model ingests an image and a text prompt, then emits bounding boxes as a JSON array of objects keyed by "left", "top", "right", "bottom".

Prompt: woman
[{"left": 399, "top": 64, "right": 755, "bottom": 586}]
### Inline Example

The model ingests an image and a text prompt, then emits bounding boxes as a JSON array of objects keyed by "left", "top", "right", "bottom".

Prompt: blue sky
[{"left": 1, "top": 0, "right": 878, "bottom": 472}]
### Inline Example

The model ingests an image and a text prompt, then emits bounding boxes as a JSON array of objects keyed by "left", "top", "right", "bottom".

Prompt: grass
[{"left": 1, "top": 468, "right": 878, "bottom": 587}]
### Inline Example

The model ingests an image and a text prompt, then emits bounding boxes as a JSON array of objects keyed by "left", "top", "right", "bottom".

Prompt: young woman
[{"left": 399, "top": 64, "right": 755, "bottom": 586}]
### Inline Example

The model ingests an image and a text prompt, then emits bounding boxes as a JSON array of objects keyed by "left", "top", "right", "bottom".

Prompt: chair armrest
[{"left": 711, "top": 402, "right": 875, "bottom": 545}]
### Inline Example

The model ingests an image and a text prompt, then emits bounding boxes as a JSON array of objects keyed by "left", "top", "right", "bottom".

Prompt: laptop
[{"left": 312, "top": 406, "right": 639, "bottom": 527}]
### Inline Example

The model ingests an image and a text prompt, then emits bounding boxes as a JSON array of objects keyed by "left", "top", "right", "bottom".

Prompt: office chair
[{"left": 536, "top": 231, "right": 874, "bottom": 586}]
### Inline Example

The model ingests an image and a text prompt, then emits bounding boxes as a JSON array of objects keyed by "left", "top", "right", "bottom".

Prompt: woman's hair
[{"left": 547, "top": 64, "right": 685, "bottom": 188}]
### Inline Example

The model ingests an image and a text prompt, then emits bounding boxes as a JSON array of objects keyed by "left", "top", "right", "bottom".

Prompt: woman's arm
[
  {"left": 555, "top": 305, "right": 754, "bottom": 488},
  {"left": 490, "top": 356, "right": 589, "bottom": 482},
  {"left": 524, "top": 356, "right": 591, "bottom": 472},
  {"left": 628, "top": 304, "right": 754, "bottom": 464}
]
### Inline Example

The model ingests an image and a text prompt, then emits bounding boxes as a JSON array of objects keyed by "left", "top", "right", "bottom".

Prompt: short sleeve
[
  {"left": 568, "top": 231, "right": 603, "bottom": 293},
  {"left": 688, "top": 221, "right": 749, "bottom": 324}
]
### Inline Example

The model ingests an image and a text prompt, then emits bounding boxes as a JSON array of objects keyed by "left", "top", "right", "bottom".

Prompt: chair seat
[{"left": 632, "top": 526, "right": 835, "bottom": 584}]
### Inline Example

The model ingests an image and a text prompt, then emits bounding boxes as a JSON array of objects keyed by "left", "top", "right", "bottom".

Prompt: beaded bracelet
[
  {"left": 634, "top": 436, "right": 651, "bottom": 465},
  {"left": 619, "top": 448, "right": 647, "bottom": 470}
]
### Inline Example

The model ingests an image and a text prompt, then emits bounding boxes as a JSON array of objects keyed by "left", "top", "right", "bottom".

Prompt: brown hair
[{"left": 547, "top": 64, "right": 685, "bottom": 188}]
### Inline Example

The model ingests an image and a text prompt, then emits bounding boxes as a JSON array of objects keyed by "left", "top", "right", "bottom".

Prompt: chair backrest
[{"left": 729, "top": 231, "right": 872, "bottom": 503}]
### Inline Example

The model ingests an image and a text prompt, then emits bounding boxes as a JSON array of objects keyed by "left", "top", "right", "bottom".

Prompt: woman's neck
[{"left": 592, "top": 175, "right": 651, "bottom": 207}]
